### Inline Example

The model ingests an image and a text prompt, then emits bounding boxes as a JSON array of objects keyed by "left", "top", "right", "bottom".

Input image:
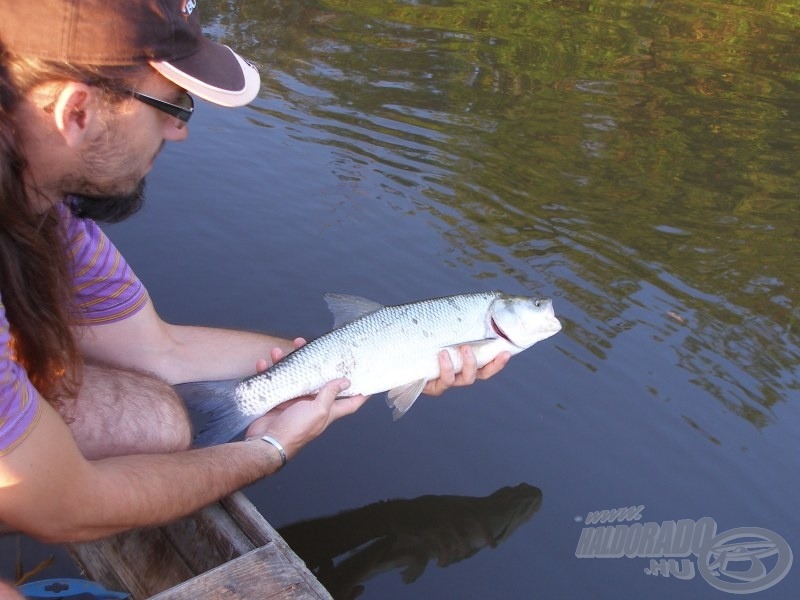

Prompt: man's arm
[
  {"left": 76, "top": 298, "right": 292, "bottom": 384},
  {"left": 0, "top": 378, "right": 365, "bottom": 543}
]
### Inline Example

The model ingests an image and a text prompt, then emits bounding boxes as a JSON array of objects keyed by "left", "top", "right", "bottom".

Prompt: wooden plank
[
  {"left": 220, "top": 494, "right": 332, "bottom": 599},
  {"left": 67, "top": 492, "right": 332, "bottom": 600},
  {"left": 149, "top": 545, "right": 322, "bottom": 600},
  {"left": 160, "top": 502, "right": 252, "bottom": 574},
  {"left": 221, "top": 493, "right": 277, "bottom": 548},
  {"left": 68, "top": 526, "right": 195, "bottom": 599}
]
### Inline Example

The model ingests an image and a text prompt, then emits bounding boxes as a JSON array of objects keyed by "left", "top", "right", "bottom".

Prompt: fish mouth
[{"left": 491, "top": 317, "right": 514, "bottom": 344}]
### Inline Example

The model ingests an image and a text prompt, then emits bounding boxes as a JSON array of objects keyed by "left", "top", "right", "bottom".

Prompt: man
[{"left": 0, "top": 0, "right": 509, "bottom": 554}]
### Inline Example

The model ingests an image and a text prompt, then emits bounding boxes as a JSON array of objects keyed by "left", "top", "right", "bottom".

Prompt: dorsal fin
[{"left": 324, "top": 293, "right": 384, "bottom": 328}]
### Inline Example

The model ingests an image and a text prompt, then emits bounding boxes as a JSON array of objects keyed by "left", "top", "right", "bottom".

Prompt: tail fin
[{"left": 175, "top": 379, "right": 253, "bottom": 447}]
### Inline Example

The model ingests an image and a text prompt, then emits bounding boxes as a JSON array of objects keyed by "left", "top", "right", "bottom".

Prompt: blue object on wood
[{"left": 17, "top": 578, "right": 129, "bottom": 599}]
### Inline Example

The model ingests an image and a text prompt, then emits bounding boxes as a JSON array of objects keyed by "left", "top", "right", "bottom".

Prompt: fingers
[
  {"left": 269, "top": 347, "right": 284, "bottom": 366},
  {"left": 425, "top": 346, "right": 511, "bottom": 396},
  {"left": 331, "top": 392, "right": 370, "bottom": 419},
  {"left": 245, "top": 378, "right": 368, "bottom": 460},
  {"left": 423, "top": 352, "right": 452, "bottom": 396},
  {"left": 317, "top": 378, "right": 350, "bottom": 406},
  {"left": 459, "top": 345, "right": 479, "bottom": 384},
  {"left": 438, "top": 349, "right": 457, "bottom": 386},
  {"left": 476, "top": 351, "right": 511, "bottom": 380},
  {"left": 261, "top": 339, "right": 306, "bottom": 373},
  {"left": 312, "top": 379, "right": 369, "bottom": 420}
]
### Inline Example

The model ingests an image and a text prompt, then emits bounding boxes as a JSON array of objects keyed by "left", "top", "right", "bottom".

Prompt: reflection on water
[
  {"left": 4, "top": 2, "right": 798, "bottom": 597},
  {"left": 206, "top": 0, "right": 799, "bottom": 432},
  {"left": 133, "top": 2, "right": 800, "bottom": 597},
  {"left": 279, "top": 484, "right": 542, "bottom": 599}
]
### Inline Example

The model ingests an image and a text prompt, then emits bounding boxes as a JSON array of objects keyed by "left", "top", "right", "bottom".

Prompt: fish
[{"left": 179, "top": 291, "right": 562, "bottom": 446}]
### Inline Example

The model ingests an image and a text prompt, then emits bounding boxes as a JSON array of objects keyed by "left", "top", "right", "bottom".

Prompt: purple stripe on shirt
[
  {"left": 61, "top": 202, "right": 149, "bottom": 325},
  {"left": 0, "top": 301, "right": 41, "bottom": 456},
  {"left": 0, "top": 202, "right": 149, "bottom": 453}
]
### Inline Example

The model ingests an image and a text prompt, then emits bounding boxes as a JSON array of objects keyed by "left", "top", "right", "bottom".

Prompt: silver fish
[{"left": 182, "top": 291, "right": 561, "bottom": 446}]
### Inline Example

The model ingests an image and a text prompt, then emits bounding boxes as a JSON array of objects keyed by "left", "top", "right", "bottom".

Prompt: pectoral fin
[{"left": 387, "top": 378, "right": 428, "bottom": 420}]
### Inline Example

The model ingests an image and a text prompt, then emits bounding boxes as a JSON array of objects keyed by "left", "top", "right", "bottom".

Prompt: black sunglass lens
[{"left": 178, "top": 92, "right": 194, "bottom": 111}]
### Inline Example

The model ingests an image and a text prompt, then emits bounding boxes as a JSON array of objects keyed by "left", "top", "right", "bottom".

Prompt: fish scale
[
  {"left": 235, "top": 292, "right": 498, "bottom": 416},
  {"left": 182, "top": 291, "right": 561, "bottom": 446}
]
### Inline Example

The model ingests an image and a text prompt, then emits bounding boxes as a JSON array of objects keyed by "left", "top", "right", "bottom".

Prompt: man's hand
[
  {"left": 243, "top": 340, "right": 511, "bottom": 457},
  {"left": 244, "top": 339, "right": 368, "bottom": 460},
  {"left": 423, "top": 346, "right": 511, "bottom": 397}
]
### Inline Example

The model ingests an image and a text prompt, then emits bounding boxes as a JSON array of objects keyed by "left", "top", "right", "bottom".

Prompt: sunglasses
[{"left": 125, "top": 89, "right": 195, "bottom": 128}]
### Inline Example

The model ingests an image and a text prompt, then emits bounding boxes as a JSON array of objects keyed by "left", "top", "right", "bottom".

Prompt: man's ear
[{"left": 51, "top": 82, "right": 96, "bottom": 147}]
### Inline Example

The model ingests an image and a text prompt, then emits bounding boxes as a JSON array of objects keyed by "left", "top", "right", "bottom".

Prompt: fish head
[
  {"left": 489, "top": 295, "right": 562, "bottom": 349},
  {"left": 479, "top": 483, "right": 543, "bottom": 545}
]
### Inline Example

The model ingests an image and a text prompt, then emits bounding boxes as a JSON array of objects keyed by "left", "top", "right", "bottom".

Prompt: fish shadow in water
[{"left": 278, "top": 483, "right": 542, "bottom": 599}]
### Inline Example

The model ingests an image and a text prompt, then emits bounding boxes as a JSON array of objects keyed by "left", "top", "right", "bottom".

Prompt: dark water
[{"left": 6, "top": 1, "right": 800, "bottom": 598}]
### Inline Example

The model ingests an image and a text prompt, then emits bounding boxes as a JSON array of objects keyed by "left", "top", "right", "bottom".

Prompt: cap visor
[{"left": 150, "top": 38, "right": 260, "bottom": 107}]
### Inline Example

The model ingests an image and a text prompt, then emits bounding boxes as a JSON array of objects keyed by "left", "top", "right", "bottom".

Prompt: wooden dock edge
[{"left": 67, "top": 492, "right": 332, "bottom": 600}]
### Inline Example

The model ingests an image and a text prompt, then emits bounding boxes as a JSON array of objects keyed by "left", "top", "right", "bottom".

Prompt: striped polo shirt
[{"left": 0, "top": 201, "right": 148, "bottom": 455}]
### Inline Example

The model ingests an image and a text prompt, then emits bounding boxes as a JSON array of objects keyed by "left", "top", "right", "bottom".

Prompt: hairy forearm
[
  {"left": 3, "top": 362, "right": 365, "bottom": 545},
  {"left": 41, "top": 440, "right": 283, "bottom": 543},
  {"left": 77, "top": 300, "right": 299, "bottom": 384}
]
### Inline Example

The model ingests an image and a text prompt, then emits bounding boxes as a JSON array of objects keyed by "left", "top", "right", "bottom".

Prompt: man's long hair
[{"left": 0, "top": 45, "right": 144, "bottom": 402}]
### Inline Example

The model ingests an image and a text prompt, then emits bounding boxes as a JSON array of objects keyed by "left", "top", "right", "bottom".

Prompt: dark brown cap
[{"left": 0, "top": 0, "right": 260, "bottom": 107}]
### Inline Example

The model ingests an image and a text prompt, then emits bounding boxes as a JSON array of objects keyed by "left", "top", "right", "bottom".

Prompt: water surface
[
  {"left": 122, "top": 1, "right": 800, "bottom": 598},
  {"left": 7, "top": 1, "right": 800, "bottom": 598}
]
